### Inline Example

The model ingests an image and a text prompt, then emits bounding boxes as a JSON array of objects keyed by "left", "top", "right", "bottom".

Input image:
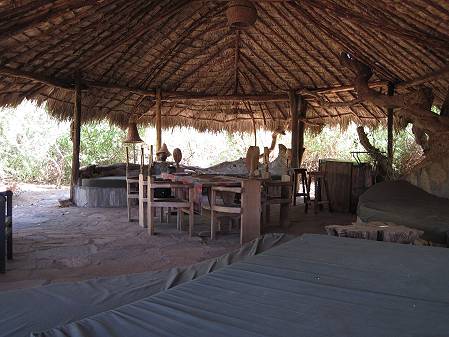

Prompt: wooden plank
[
  {"left": 211, "top": 205, "right": 242, "bottom": 214},
  {"left": 147, "top": 181, "right": 155, "bottom": 235},
  {"left": 240, "top": 179, "right": 261, "bottom": 245},
  {"left": 320, "top": 160, "right": 353, "bottom": 212},
  {"left": 138, "top": 174, "right": 147, "bottom": 228},
  {"left": 70, "top": 77, "right": 82, "bottom": 201},
  {"left": 148, "top": 201, "right": 190, "bottom": 208},
  {"left": 148, "top": 183, "right": 192, "bottom": 189},
  {"left": 212, "top": 186, "right": 242, "bottom": 193},
  {"left": 279, "top": 178, "right": 290, "bottom": 228}
]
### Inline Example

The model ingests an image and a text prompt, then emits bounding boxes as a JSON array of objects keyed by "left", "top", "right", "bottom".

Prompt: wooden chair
[
  {"left": 126, "top": 147, "right": 140, "bottom": 222},
  {"left": 146, "top": 177, "right": 194, "bottom": 236},
  {"left": 209, "top": 186, "right": 242, "bottom": 240},
  {"left": 262, "top": 180, "right": 292, "bottom": 228},
  {"left": 307, "top": 171, "right": 332, "bottom": 213},
  {"left": 0, "top": 190, "right": 12, "bottom": 274}
]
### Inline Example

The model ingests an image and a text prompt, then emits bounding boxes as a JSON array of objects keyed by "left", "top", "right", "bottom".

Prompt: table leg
[
  {"left": 280, "top": 184, "right": 290, "bottom": 228},
  {"left": 240, "top": 180, "right": 261, "bottom": 245}
]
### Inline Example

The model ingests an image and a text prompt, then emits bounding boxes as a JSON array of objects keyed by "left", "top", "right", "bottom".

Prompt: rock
[{"left": 404, "top": 157, "right": 449, "bottom": 199}]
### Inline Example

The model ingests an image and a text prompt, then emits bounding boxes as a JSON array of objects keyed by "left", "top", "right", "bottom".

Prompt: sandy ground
[{"left": 0, "top": 184, "right": 353, "bottom": 291}]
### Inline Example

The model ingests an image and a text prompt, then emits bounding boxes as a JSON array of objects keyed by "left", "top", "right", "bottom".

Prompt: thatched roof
[{"left": 0, "top": 0, "right": 448, "bottom": 132}]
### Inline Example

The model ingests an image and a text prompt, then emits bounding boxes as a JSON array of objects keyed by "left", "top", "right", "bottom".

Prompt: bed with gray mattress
[
  {"left": 18, "top": 234, "right": 449, "bottom": 337},
  {"left": 358, "top": 180, "right": 449, "bottom": 244},
  {"left": 0, "top": 234, "right": 291, "bottom": 337}
]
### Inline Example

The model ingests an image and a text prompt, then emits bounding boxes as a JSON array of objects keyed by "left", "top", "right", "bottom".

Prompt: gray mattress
[
  {"left": 0, "top": 234, "right": 291, "bottom": 337},
  {"left": 358, "top": 180, "right": 449, "bottom": 244},
  {"left": 34, "top": 234, "right": 449, "bottom": 337}
]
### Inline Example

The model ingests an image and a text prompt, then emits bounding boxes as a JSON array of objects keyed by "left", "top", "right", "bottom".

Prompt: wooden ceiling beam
[{"left": 2, "top": 64, "right": 448, "bottom": 102}]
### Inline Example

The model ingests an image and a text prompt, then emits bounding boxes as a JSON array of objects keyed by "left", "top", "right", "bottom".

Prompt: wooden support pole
[
  {"left": 298, "top": 95, "right": 307, "bottom": 166},
  {"left": 289, "top": 89, "right": 299, "bottom": 168},
  {"left": 70, "top": 76, "right": 82, "bottom": 201},
  {"left": 155, "top": 88, "right": 162, "bottom": 151},
  {"left": 387, "top": 83, "right": 395, "bottom": 167}
]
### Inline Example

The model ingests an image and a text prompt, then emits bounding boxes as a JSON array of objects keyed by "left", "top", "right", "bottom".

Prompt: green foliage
[
  {"left": 0, "top": 101, "right": 127, "bottom": 185},
  {"left": 0, "top": 102, "right": 66, "bottom": 184},
  {"left": 282, "top": 124, "right": 422, "bottom": 177},
  {"left": 1, "top": 102, "right": 425, "bottom": 186}
]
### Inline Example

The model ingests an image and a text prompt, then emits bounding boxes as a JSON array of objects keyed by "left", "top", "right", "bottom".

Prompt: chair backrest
[
  {"left": 210, "top": 185, "right": 242, "bottom": 214},
  {"left": 147, "top": 177, "right": 192, "bottom": 190}
]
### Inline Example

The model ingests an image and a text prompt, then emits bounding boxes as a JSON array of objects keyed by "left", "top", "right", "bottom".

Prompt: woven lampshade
[
  {"left": 226, "top": 0, "right": 257, "bottom": 29},
  {"left": 123, "top": 122, "right": 143, "bottom": 143}
]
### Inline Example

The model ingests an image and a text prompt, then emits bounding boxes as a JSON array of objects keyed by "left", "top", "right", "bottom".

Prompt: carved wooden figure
[
  {"left": 245, "top": 146, "right": 260, "bottom": 177},
  {"left": 173, "top": 148, "right": 182, "bottom": 168}
]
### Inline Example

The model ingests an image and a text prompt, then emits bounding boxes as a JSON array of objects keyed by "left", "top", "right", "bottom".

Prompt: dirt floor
[{"left": 0, "top": 184, "right": 354, "bottom": 291}]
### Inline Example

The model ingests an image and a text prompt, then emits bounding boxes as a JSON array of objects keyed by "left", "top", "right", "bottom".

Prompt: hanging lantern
[
  {"left": 226, "top": 0, "right": 257, "bottom": 29},
  {"left": 123, "top": 122, "right": 143, "bottom": 144}
]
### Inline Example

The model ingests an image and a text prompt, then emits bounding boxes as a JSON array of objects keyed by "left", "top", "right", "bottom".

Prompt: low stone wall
[
  {"left": 74, "top": 186, "right": 127, "bottom": 208},
  {"left": 405, "top": 157, "right": 449, "bottom": 199}
]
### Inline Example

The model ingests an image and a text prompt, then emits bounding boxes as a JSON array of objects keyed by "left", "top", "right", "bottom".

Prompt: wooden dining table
[
  {"left": 160, "top": 172, "right": 291, "bottom": 244},
  {"left": 160, "top": 172, "right": 244, "bottom": 212}
]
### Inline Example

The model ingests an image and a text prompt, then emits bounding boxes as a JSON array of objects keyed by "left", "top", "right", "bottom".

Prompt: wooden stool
[
  {"left": 307, "top": 171, "right": 332, "bottom": 213},
  {"left": 291, "top": 168, "right": 310, "bottom": 211}
]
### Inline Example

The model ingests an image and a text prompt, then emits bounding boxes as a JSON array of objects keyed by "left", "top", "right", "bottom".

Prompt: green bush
[
  {"left": 0, "top": 102, "right": 425, "bottom": 186},
  {"left": 0, "top": 101, "right": 127, "bottom": 185}
]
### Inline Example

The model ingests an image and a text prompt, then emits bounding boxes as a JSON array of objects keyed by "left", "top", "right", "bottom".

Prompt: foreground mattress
[
  {"left": 358, "top": 180, "right": 449, "bottom": 244},
  {"left": 34, "top": 234, "right": 449, "bottom": 337},
  {"left": 0, "top": 234, "right": 291, "bottom": 337}
]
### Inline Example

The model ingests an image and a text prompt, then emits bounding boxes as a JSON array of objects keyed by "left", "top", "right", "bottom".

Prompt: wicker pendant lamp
[
  {"left": 226, "top": 0, "right": 257, "bottom": 29},
  {"left": 123, "top": 122, "right": 143, "bottom": 144}
]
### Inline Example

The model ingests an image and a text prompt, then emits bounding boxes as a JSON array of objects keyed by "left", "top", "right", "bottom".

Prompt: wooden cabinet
[{"left": 319, "top": 160, "right": 373, "bottom": 213}]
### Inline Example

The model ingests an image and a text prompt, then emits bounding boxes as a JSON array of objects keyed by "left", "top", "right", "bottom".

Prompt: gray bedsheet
[
  {"left": 0, "top": 233, "right": 291, "bottom": 337},
  {"left": 34, "top": 234, "right": 449, "bottom": 337},
  {"left": 358, "top": 180, "right": 449, "bottom": 244}
]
